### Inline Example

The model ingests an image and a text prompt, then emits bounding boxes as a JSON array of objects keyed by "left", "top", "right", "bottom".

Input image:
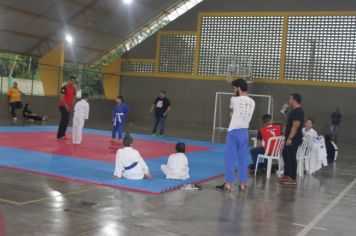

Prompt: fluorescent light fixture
[
  {"left": 123, "top": 0, "right": 133, "bottom": 4},
  {"left": 65, "top": 34, "right": 73, "bottom": 44}
]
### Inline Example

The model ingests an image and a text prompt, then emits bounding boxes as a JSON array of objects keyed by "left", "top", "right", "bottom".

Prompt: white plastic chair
[
  {"left": 297, "top": 136, "right": 315, "bottom": 178},
  {"left": 332, "top": 141, "right": 338, "bottom": 161},
  {"left": 254, "top": 136, "right": 285, "bottom": 179}
]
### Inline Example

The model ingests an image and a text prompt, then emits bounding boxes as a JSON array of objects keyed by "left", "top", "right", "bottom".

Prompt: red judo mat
[{"left": 0, "top": 132, "right": 211, "bottom": 163}]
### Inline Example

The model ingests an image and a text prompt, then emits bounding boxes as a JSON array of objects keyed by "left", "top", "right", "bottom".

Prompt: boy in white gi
[
  {"left": 112, "top": 134, "right": 153, "bottom": 180},
  {"left": 72, "top": 93, "right": 90, "bottom": 144},
  {"left": 161, "top": 143, "right": 189, "bottom": 180}
]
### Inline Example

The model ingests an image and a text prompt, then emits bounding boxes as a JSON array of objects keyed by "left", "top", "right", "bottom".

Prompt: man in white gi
[
  {"left": 161, "top": 143, "right": 189, "bottom": 180},
  {"left": 112, "top": 134, "right": 153, "bottom": 180},
  {"left": 72, "top": 93, "right": 90, "bottom": 144}
]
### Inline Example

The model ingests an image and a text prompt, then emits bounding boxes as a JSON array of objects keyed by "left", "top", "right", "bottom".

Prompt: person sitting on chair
[
  {"left": 249, "top": 114, "right": 282, "bottom": 171},
  {"left": 23, "top": 103, "right": 47, "bottom": 121},
  {"left": 302, "top": 118, "right": 318, "bottom": 138}
]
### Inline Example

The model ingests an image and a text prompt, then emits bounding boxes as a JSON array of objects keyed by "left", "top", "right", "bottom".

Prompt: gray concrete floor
[{"left": 0, "top": 120, "right": 355, "bottom": 236}]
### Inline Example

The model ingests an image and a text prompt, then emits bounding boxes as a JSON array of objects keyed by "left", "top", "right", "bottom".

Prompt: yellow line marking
[
  {"left": 0, "top": 186, "right": 104, "bottom": 206},
  {"left": 0, "top": 198, "right": 22, "bottom": 206}
]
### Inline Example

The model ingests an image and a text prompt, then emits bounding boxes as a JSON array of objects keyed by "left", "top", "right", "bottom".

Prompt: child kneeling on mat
[
  {"left": 112, "top": 133, "right": 153, "bottom": 180},
  {"left": 161, "top": 143, "right": 190, "bottom": 180}
]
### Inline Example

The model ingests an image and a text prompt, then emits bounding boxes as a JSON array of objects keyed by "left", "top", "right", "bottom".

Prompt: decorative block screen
[
  {"left": 159, "top": 34, "right": 197, "bottom": 74},
  {"left": 199, "top": 16, "right": 283, "bottom": 79},
  {"left": 285, "top": 16, "right": 356, "bottom": 83},
  {"left": 121, "top": 61, "right": 155, "bottom": 73}
]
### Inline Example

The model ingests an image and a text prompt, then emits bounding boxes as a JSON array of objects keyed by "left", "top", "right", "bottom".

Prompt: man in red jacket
[
  {"left": 249, "top": 114, "right": 282, "bottom": 171},
  {"left": 57, "top": 76, "right": 77, "bottom": 139}
]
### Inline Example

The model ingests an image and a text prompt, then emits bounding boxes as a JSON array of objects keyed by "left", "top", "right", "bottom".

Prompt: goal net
[{"left": 212, "top": 92, "right": 274, "bottom": 143}]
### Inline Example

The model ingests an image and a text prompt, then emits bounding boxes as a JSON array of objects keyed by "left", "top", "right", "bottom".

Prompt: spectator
[
  {"left": 249, "top": 114, "right": 282, "bottom": 171},
  {"left": 23, "top": 103, "right": 47, "bottom": 121},
  {"left": 330, "top": 107, "right": 342, "bottom": 143},
  {"left": 7, "top": 81, "right": 23, "bottom": 122},
  {"left": 302, "top": 118, "right": 318, "bottom": 138}
]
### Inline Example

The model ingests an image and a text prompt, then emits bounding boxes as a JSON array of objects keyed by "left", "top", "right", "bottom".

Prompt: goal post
[{"left": 212, "top": 92, "right": 274, "bottom": 143}]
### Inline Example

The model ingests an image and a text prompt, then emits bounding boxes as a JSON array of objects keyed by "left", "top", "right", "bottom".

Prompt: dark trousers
[
  {"left": 250, "top": 147, "right": 266, "bottom": 169},
  {"left": 57, "top": 106, "right": 70, "bottom": 138},
  {"left": 10, "top": 102, "right": 21, "bottom": 118},
  {"left": 282, "top": 141, "right": 301, "bottom": 180},
  {"left": 24, "top": 114, "right": 43, "bottom": 121},
  {"left": 152, "top": 116, "right": 166, "bottom": 135}
]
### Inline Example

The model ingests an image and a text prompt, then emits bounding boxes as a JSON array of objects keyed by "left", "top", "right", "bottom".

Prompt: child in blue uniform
[{"left": 112, "top": 96, "right": 129, "bottom": 142}]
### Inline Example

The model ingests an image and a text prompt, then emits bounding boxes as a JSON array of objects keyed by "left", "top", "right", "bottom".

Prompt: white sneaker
[{"left": 12, "top": 117, "right": 17, "bottom": 122}]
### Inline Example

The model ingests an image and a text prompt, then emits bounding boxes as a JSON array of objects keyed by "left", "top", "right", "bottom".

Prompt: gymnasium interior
[{"left": 0, "top": 0, "right": 356, "bottom": 235}]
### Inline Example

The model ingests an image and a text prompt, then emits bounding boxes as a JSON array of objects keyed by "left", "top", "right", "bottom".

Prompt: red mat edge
[{"left": 0, "top": 165, "right": 224, "bottom": 195}]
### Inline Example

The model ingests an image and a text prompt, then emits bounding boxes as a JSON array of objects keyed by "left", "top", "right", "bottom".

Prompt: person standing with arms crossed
[
  {"left": 150, "top": 90, "right": 171, "bottom": 137},
  {"left": 216, "top": 79, "right": 255, "bottom": 191},
  {"left": 57, "top": 76, "right": 77, "bottom": 140},
  {"left": 281, "top": 93, "right": 304, "bottom": 185}
]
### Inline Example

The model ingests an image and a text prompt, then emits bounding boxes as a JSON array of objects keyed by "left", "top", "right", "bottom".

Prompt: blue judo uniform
[{"left": 112, "top": 103, "right": 129, "bottom": 139}]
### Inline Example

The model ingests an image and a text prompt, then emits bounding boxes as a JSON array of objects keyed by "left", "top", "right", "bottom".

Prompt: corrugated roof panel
[
  {"left": 0, "top": 33, "right": 39, "bottom": 53},
  {"left": 0, "top": 0, "right": 190, "bottom": 63}
]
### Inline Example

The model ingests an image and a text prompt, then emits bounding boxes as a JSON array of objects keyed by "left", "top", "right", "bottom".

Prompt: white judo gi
[
  {"left": 113, "top": 147, "right": 150, "bottom": 180},
  {"left": 72, "top": 99, "right": 89, "bottom": 144},
  {"left": 161, "top": 153, "right": 190, "bottom": 180},
  {"left": 302, "top": 128, "right": 318, "bottom": 138}
]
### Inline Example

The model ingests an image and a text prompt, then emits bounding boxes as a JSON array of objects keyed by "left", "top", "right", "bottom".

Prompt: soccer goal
[{"left": 212, "top": 92, "right": 274, "bottom": 143}]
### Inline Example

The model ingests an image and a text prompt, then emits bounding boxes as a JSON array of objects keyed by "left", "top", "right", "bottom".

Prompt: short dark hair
[
  {"left": 123, "top": 133, "right": 133, "bottom": 147},
  {"left": 262, "top": 114, "right": 272, "bottom": 124},
  {"left": 82, "top": 93, "right": 89, "bottom": 99},
  {"left": 176, "top": 143, "right": 185, "bottom": 153},
  {"left": 290, "top": 93, "right": 302, "bottom": 104},
  {"left": 231, "top": 79, "right": 248, "bottom": 92},
  {"left": 117, "top": 96, "right": 124, "bottom": 102},
  {"left": 69, "top": 75, "right": 77, "bottom": 80},
  {"left": 306, "top": 118, "right": 314, "bottom": 124},
  {"left": 160, "top": 90, "right": 166, "bottom": 94}
]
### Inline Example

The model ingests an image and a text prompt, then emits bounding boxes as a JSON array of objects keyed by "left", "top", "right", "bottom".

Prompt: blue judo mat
[{"left": 0, "top": 126, "right": 251, "bottom": 194}]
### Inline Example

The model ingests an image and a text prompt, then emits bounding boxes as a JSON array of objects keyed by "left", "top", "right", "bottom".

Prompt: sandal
[
  {"left": 239, "top": 185, "right": 247, "bottom": 191},
  {"left": 215, "top": 183, "right": 232, "bottom": 191}
]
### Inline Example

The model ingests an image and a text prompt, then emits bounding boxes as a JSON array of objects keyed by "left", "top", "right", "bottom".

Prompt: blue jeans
[
  {"left": 224, "top": 129, "right": 249, "bottom": 184},
  {"left": 153, "top": 116, "right": 166, "bottom": 135},
  {"left": 330, "top": 124, "right": 339, "bottom": 142},
  {"left": 250, "top": 147, "right": 266, "bottom": 168},
  {"left": 112, "top": 122, "right": 124, "bottom": 139}
]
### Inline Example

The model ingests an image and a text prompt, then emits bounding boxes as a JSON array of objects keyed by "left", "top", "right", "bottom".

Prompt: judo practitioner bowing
[
  {"left": 72, "top": 93, "right": 90, "bottom": 144},
  {"left": 112, "top": 96, "right": 129, "bottom": 142},
  {"left": 112, "top": 133, "right": 153, "bottom": 180},
  {"left": 161, "top": 143, "right": 190, "bottom": 180}
]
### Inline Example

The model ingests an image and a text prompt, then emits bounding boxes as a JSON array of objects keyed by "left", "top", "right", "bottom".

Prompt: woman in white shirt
[
  {"left": 161, "top": 143, "right": 189, "bottom": 180},
  {"left": 302, "top": 118, "right": 318, "bottom": 138},
  {"left": 113, "top": 134, "right": 152, "bottom": 180}
]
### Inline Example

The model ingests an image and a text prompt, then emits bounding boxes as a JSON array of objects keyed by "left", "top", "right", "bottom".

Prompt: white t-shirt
[
  {"left": 302, "top": 128, "right": 318, "bottom": 138},
  {"left": 228, "top": 96, "right": 255, "bottom": 131}
]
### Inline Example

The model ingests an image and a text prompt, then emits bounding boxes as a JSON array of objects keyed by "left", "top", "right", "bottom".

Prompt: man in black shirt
[
  {"left": 282, "top": 93, "right": 304, "bottom": 185},
  {"left": 150, "top": 90, "right": 171, "bottom": 136},
  {"left": 330, "top": 107, "right": 342, "bottom": 143}
]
